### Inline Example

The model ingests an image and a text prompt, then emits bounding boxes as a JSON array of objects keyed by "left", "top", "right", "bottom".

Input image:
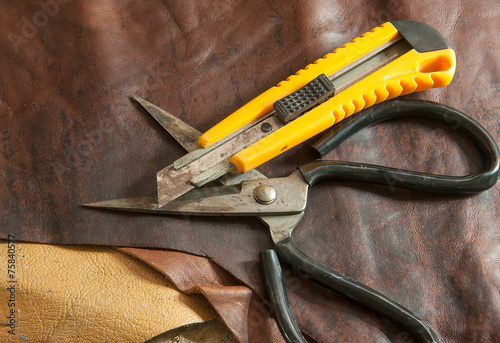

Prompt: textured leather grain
[
  {"left": 121, "top": 248, "right": 285, "bottom": 343},
  {"left": 1, "top": 1, "right": 499, "bottom": 342},
  {"left": 0, "top": 241, "right": 217, "bottom": 343}
]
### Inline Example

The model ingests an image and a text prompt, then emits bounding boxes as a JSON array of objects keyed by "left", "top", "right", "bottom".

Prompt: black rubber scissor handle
[
  {"left": 262, "top": 237, "right": 439, "bottom": 343},
  {"left": 261, "top": 249, "right": 307, "bottom": 343},
  {"left": 306, "top": 100, "right": 499, "bottom": 192},
  {"left": 261, "top": 100, "right": 499, "bottom": 343}
]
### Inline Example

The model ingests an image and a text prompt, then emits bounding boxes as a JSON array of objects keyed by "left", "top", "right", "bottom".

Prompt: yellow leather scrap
[{"left": 0, "top": 241, "right": 217, "bottom": 343}]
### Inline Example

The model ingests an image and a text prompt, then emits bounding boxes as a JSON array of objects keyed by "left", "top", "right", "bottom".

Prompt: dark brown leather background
[{"left": 1, "top": 1, "right": 499, "bottom": 342}]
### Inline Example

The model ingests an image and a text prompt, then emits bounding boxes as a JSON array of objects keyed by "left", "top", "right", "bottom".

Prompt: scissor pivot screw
[{"left": 254, "top": 185, "right": 277, "bottom": 205}]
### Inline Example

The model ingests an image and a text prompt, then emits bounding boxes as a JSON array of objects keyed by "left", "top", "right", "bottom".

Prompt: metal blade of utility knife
[
  {"left": 156, "top": 36, "right": 411, "bottom": 206},
  {"left": 156, "top": 112, "right": 283, "bottom": 206}
]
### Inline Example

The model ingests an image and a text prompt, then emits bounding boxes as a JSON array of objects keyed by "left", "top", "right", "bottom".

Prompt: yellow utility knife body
[{"left": 156, "top": 20, "right": 455, "bottom": 206}]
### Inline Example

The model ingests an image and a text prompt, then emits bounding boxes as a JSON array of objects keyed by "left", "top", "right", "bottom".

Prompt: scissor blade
[
  {"left": 132, "top": 95, "right": 200, "bottom": 151},
  {"left": 84, "top": 196, "right": 161, "bottom": 213},
  {"left": 85, "top": 197, "right": 305, "bottom": 240},
  {"left": 84, "top": 172, "right": 309, "bottom": 216},
  {"left": 260, "top": 213, "right": 305, "bottom": 244}
]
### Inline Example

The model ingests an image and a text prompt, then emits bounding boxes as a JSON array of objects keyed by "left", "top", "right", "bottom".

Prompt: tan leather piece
[
  {"left": 0, "top": 241, "right": 217, "bottom": 343},
  {"left": 121, "top": 248, "right": 285, "bottom": 343}
]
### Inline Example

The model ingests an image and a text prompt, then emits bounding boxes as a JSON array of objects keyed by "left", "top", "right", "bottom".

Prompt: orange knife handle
[
  {"left": 198, "top": 22, "right": 400, "bottom": 148},
  {"left": 229, "top": 22, "right": 456, "bottom": 173}
]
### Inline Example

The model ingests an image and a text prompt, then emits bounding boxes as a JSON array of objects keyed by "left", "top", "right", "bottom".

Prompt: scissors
[{"left": 85, "top": 98, "right": 499, "bottom": 343}]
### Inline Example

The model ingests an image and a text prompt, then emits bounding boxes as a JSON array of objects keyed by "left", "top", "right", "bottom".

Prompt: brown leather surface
[
  {"left": 0, "top": 241, "right": 217, "bottom": 343},
  {"left": 1, "top": 1, "right": 500, "bottom": 342}
]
